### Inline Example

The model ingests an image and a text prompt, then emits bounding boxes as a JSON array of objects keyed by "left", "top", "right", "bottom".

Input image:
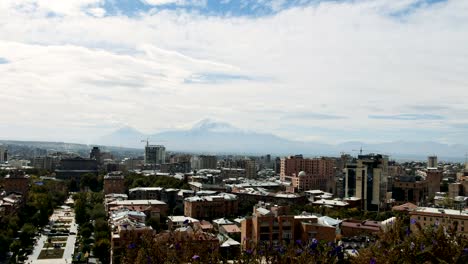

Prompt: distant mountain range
[{"left": 95, "top": 119, "right": 468, "bottom": 161}]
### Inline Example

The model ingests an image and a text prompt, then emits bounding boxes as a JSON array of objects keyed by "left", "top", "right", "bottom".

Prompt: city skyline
[{"left": 1, "top": 0, "right": 468, "bottom": 145}]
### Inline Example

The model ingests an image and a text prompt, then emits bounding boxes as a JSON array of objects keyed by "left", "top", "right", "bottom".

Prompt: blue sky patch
[
  {"left": 185, "top": 72, "right": 252, "bottom": 84},
  {"left": 0, "top": 57, "right": 9, "bottom": 64}
]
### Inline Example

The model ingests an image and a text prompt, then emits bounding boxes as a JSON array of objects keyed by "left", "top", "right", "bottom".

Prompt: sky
[{"left": 1, "top": 0, "right": 467, "bottom": 145}]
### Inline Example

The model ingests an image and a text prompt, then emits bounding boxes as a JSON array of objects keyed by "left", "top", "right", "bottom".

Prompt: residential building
[
  {"left": 103, "top": 172, "right": 126, "bottom": 194},
  {"left": 107, "top": 199, "right": 168, "bottom": 221},
  {"left": 110, "top": 209, "right": 152, "bottom": 263},
  {"left": 31, "top": 156, "right": 58, "bottom": 171},
  {"left": 340, "top": 220, "right": 381, "bottom": 237},
  {"left": 428, "top": 155, "right": 438, "bottom": 168},
  {"left": 409, "top": 207, "right": 468, "bottom": 237},
  {"left": 191, "top": 155, "right": 217, "bottom": 170},
  {"left": 231, "top": 188, "right": 308, "bottom": 206},
  {"left": 129, "top": 187, "right": 164, "bottom": 200},
  {"left": 184, "top": 193, "right": 238, "bottom": 219},
  {"left": 3, "top": 172, "right": 30, "bottom": 195},
  {"left": 167, "top": 216, "right": 200, "bottom": 230},
  {"left": 121, "top": 157, "right": 144, "bottom": 171},
  {"left": 280, "top": 155, "right": 335, "bottom": 193},
  {"left": 245, "top": 159, "right": 257, "bottom": 179},
  {"left": 241, "top": 203, "right": 336, "bottom": 249}
]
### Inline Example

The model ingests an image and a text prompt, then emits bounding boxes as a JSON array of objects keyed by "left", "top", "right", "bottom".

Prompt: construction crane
[
  {"left": 141, "top": 138, "right": 150, "bottom": 147},
  {"left": 352, "top": 146, "right": 364, "bottom": 155},
  {"left": 351, "top": 147, "right": 381, "bottom": 155},
  {"left": 141, "top": 138, "right": 167, "bottom": 147}
]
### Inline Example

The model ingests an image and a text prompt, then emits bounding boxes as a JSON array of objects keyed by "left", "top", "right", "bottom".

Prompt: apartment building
[
  {"left": 241, "top": 203, "right": 336, "bottom": 249},
  {"left": 409, "top": 207, "right": 468, "bottom": 237},
  {"left": 184, "top": 193, "right": 238, "bottom": 219}
]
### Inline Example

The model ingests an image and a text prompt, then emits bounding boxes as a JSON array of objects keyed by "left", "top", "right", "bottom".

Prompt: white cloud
[
  {"left": 1, "top": 0, "right": 468, "bottom": 144},
  {"left": 142, "top": 0, "right": 181, "bottom": 5},
  {"left": 141, "top": 0, "right": 207, "bottom": 7}
]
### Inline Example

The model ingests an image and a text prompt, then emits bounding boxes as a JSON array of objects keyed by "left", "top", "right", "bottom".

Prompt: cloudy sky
[{"left": 1, "top": 0, "right": 467, "bottom": 145}]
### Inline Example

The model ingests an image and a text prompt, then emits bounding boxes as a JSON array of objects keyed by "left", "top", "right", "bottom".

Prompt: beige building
[
  {"left": 409, "top": 207, "right": 468, "bottom": 237},
  {"left": 241, "top": 203, "right": 336, "bottom": 249}
]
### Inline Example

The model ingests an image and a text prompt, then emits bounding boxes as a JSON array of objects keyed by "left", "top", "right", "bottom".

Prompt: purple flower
[
  {"left": 296, "top": 249, "right": 303, "bottom": 255},
  {"left": 352, "top": 249, "right": 357, "bottom": 254},
  {"left": 147, "top": 256, "right": 152, "bottom": 264},
  {"left": 128, "top": 243, "right": 136, "bottom": 249},
  {"left": 192, "top": 255, "right": 200, "bottom": 260},
  {"left": 410, "top": 218, "right": 417, "bottom": 225},
  {"left": 370, "top": 257, "right": 376, "bottom": 264},
  {"left": 175, "top": 243, "right": 181, "bottom": 250},
  {"left": 463, "top": 248, "right": 468, "bottom": 255},
  {"left": 296, "top": 239, "right": 302, "bottom": 245},
  {"left": 432, "top": 239, "right": 437, "bottom": 245},
  {"left": 406, "top": 227, "right": 410, "bottom": 236},
  {"left": 258, "top": 250, "right": 264, "bottom": 255},
  {"left": 420, "top": 243, "right": 425, "bottom": 252},
  {"left": 245, "top": 249, "right": 253, "bottom": 255}
]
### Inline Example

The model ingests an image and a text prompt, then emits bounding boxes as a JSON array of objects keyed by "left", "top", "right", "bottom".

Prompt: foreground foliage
[{"left": 118, "top": 218, "right": 468, "bottom": 264}]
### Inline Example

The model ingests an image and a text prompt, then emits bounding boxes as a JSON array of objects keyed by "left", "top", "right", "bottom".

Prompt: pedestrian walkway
[{"left": 26, "top": 196, "right": 78, "bottom": 264}]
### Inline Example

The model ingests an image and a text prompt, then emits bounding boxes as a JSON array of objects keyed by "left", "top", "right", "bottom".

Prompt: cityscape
[
  {"left": 0, "top": 141, "right": 467, "bottom": 263},
  {"left": 2, "top": 0, "right": 468, "bottom": 264}
]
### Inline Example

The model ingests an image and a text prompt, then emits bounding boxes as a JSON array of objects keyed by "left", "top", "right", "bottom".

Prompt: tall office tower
[
  {"left": 90, "top": 146, "right": 102, "bottom": 165},
  {"left": 345, "top": 154, "right": 389, "bottom": 211},
  {"left": 0, "top": 145, "right": 8, "bottom": 163},
  {"left": 427, "top": 155, "right": 438, "bottom": 168},
  {"left": 145, "top": 145, "right": 166, "bottom": 165}
]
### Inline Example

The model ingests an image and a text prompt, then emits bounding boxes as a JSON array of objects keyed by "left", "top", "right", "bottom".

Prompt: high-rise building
[
  {"left": 0, "top": 145, "right": 8, "bottom": 163},
  {"left": 191, "top": 155, "right": 217, "bottom": 170},
  {"left": 280, "top": 155, "right": 335, "bottom": 192},
  {"left": 245, "top": 159, "right": 257, "bottom": 179},
  {"left": 344, "top": 154, "right": 389, "bottom": 211},
  {"left": 31, "top": 156, "right": 58, "bottom": 171},
  {"left": 90, "top": 147, "right": 102, "bottom": 165},
  {"left": 144, "top": 145, "right": 166, "bottom": 165},
  {"left": 427, "top": 155, "right": 438, "bottom": 168}
]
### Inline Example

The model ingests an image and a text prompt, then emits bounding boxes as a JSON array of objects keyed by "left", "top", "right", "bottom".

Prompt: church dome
[{"left": 298, "top": 171, "right": 307, "bottom": 177}]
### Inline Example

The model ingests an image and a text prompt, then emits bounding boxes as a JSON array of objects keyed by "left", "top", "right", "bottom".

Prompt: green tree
[{"left": 93, "top": 238, "right": 111, "bottom": 264}]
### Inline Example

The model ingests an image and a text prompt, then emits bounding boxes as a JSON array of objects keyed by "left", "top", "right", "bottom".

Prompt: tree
[
  {"left": 93, "top": 238, "right": 111, "bottom": 264},
  {"left": 75, "top": 197, "right": 89, "bottom": 225},
  {"left": 80, "top": 173, "right": 99, "bottom": 192},
  {"left": 19, "top": 223, "right": 36, "bottom": 246}
]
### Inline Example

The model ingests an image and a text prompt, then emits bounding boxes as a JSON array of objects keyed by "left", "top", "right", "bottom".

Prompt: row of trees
[
  {"left": 125, "top": 173, "right": 190, "bottom": 190},
  {"left": 0, "top": 178, "right": 68, "bottom": 261},
  {"left": 74, "top": 192, "right": 111, "bottom": 264}
]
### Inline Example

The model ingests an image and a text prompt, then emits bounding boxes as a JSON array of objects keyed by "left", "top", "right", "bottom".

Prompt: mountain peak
[
  {"left": 190, "top": 118, "right": 239, "bottom": 132},
  {"left": 114, "top": 126, "right": 144, "bottom": 135}
]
